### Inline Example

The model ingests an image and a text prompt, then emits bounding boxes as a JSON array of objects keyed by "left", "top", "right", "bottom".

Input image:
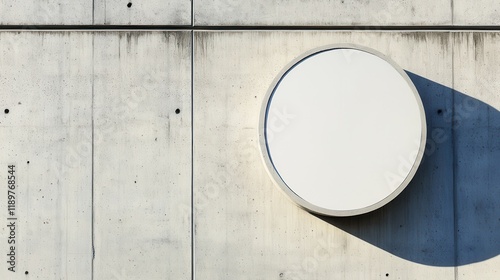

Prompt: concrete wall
[
  {"left": 0, "top": 2, "right": 499, "bottom": 280},
  {"left": 1, "top": 0, "right": 500, "bottom": 26}
]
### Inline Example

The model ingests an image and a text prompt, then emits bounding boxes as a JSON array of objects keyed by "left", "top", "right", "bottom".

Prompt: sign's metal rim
[{"left": 258, "top": 43, "right": 427, "bottom": 217}]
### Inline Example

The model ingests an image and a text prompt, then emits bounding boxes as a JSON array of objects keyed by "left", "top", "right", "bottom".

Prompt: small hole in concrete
[
  {"left": 386, "top": 273, "right": 389, "bottom": 277},
  {"left": 279, "top": 272, "right": 284, "bottom": 277},
  {"left": 175, "top": 108, "right": 181, "bottom": 114},
  {"left": 25, "top": 271, "right": 29, "bottom": 275},
  {"left": 437, "top": 109, "right": 443, "bottom": 115},
  {"left": 127, "top": 2, "right": 132, "bottom": 7},
  {"left": 4, "top": 109, "right": 9, "bottom": 114},
  {"left": 27, "top": 161, "right": 30, "bottom": 164}
]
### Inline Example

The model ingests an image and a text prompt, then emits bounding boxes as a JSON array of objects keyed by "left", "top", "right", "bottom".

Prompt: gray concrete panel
[
  {"left": 193, "top": 31, "right": 455, "bottom": 279},
  {"left": 94, "top": 0, "right": 191, "bottom": 25},
  {"left": 454, "top": 1, "right": 500, "bottom": 25},
  {"left": 453, "top": 32, "right": 500, "bottom": 279},
  {"left": 0, "top": 32, "right": 93, "bottom": 279},
  {"left": 92, "top": 32, "right": 192, "bottom": 279},
  {"left": 194, "top": 1, "right": 452, "bottom": 26},
  {"left": 0, "top": 0, "right": 92, "bottom": 25}
]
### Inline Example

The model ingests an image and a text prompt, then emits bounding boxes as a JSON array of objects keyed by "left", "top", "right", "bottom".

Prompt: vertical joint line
[
  {"left": 190, "top": 30, "right": 195, "bottom": 280},
  {"left": 191, "top": 0, "right": 195, "bottom": 27},
  {"left": 451, "top": 32, "right": 458, "bottom": 280},
  {"left": 91, "top": 33, "right": 95, "bottom": 280}
]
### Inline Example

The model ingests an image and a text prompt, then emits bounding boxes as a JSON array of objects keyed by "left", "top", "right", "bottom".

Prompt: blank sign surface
[{"left": 261, "top": 46, "right": 426, "bottom": 216}]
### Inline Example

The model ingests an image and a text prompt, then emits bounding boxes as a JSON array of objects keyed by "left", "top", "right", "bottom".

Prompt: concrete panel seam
[
  {"left": 3, "top": 25, "right": 500, "bottom": 31},
  {"left": 451, "top": 32, "right": 458, "bottom": 280},
  {"left": 91, "top": 32, "right": 95, "bottom": 280},
  {"left": 191, "top": 0, "right": 194, "bottom": 27},
  {"left": 191, "top": 30, "right": 195, "bottom": 280}
]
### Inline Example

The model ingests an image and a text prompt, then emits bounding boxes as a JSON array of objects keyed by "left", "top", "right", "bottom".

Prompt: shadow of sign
[{"left": 316, "top": 71, "right": 500, "bottom": 267}]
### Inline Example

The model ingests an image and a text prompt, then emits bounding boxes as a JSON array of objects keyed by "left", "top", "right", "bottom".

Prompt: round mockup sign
[{"left": 259, "top": 45, "right": 426, "bottom": 217}]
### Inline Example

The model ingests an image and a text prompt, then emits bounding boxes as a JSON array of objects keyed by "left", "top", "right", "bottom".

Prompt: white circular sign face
[{"left": 260, "top": 45, "right": 426, "bottom": 216}]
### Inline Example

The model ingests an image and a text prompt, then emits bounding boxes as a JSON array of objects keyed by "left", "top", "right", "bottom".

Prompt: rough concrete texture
[
  {"left": 0, "top": 29, "right": 499, "bottom": 279},
  {"left": 0, "top": 32, "right": 93, "bottom": 279},
  {"left": 92, "top": 31, "right": 192, "bottom": 280},
  {"left": 2, "top": 0, "right": 500, "bottom": 26},
  {"left": 94, "top": 0, "right": 191, "bottom": 25},
  {"left": 194, "top": 0, "right": 452, "bottom": 26},
  {"left": 454, "top": 0, "right": 500, "bottom": 25},
  {"left": 452, "top": 32, "right": 500, "bottom": 279},
  {"left": 0, "top": 0, "right": 92, "bottom": 25},
  {"left": 0, "top": 31, "right": 192, "bottom": 279}
]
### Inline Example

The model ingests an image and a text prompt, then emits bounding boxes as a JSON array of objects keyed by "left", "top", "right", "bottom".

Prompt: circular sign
[{"left": 259, "top": 45, "right": 426, "bottom": 216}]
